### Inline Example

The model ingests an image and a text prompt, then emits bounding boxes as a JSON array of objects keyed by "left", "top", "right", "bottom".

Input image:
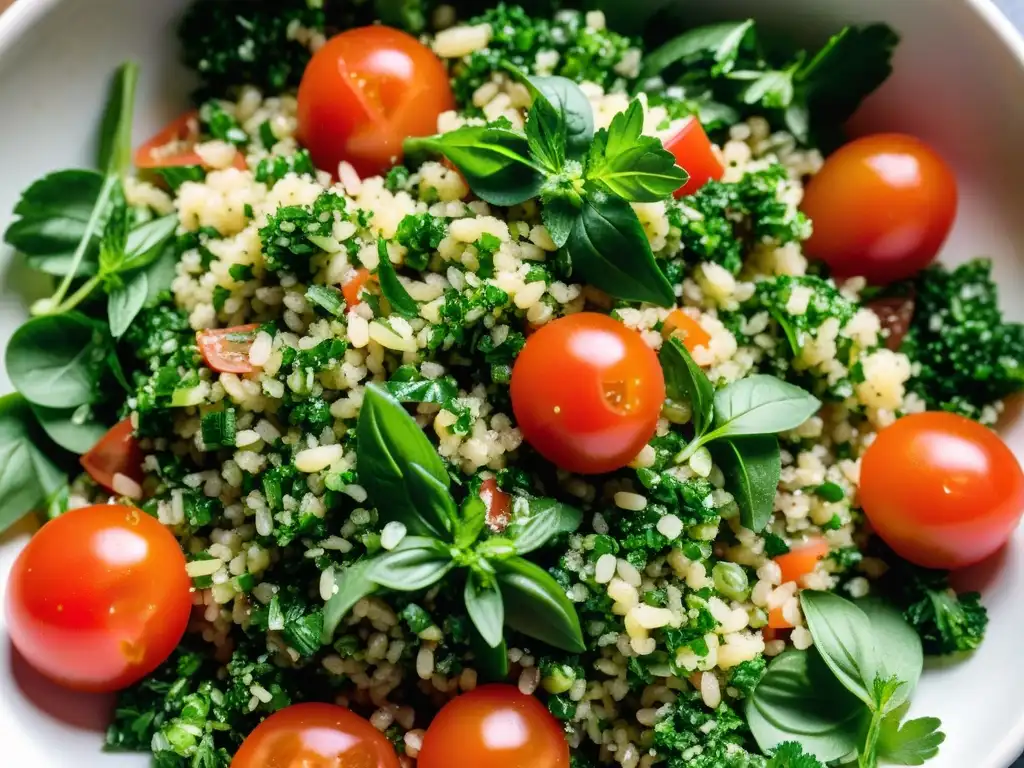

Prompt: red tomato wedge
[
  {"left": 81, "top": 418, "right": 144, "bottom": 489},
  {"left": 197, "top": 324, "right": 261, "bottom": 374},
  {"left": 479, "top": 477, "right": 512, "bottom": 532},
  {"left": 135, "top": 111, "right": 247, "bottom": 171},
  {"left": 342, "top": 268, "right": 374, "bottom": 309},
  {"left": 662, "top": 309, "right": 711, "bottom": 353},
  {"left": 774, "top": 538, "right": 830, "bottom": 584},
  {"left": 664, "top": 118, "right": 724, "bottom": 197}
]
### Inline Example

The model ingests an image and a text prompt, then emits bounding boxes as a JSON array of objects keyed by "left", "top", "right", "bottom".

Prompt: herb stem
[
  {"left": 52, "top": 275, "right": 103, "bottom": 315},
  {"left": 858, "top": 708, "right": 885, "bottom": 768}
]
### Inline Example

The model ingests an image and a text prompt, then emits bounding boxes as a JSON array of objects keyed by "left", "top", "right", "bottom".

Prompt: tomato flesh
[
  {"left": 511, "top": 313, "right": 665, "bottom": 475},
  {"left": 343, "top": 268, "right": 374, "bottom": 309},
  {"left": 662, "top": 309, "right": 711, "bottom": 353},
  {"left": 297, "top": 26, "right": 455, "bottom": 178},
  {"left": 197, "top": 324, "right": 261, "bottom": 374},
  {"left": 774, "top": 538, "right": 829, "bottom": 584},
  {"left": 232, "top": 703, "right": 399, "bottom": 768},
  {"left": 418, "top": 685, "right": 569, "bottom": 768},
  {"left": 136, "top": 111, "right": 247, "bottom": 171},
  {"left": 5, "top": 504, "right": 192, "bottom": 692},
  {"left": 81, "top": 418, "right": 144, "bottom": 489},
  {"left": 801, "top": 133, "right": 957, "bottom": 284},
  {"left": 664, "top": 118, "right": 724, "bottom": 197},
  {"left": 860, "top": 411, "right": 1024, "bottom": 569},
  {"left": 479, "top": 477, "right": 512, "bottom": 532}
]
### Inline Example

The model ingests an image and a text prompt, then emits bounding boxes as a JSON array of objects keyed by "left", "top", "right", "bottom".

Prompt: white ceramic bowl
[{"left": 1, "top": 0, "right": 1024, "bottom": 766}]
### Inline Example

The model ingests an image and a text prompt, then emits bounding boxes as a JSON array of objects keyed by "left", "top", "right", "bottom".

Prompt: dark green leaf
[
  {"left": 201, "top": 408, "right": 236, "bottom": 449},
  {"left": 504, "top": 497, "right": 582, "bottom": 555},
  {"left": 365, "top": 536, "right": 454, "bottom": 591},
  {"left": 97, "top": 62, "right": 139, "bottom": 177},
  {"left": 737, "top": 68, "right": 796, "bottom": 109},
  {"left": 376, "top": 239, "right": 419, "bottom": 318},
  {"left": 566, "top": 190, "right": 674, "bottom": 307},
  {"left": 465, "top": 572, "right": 505, "bottom": 648},
  {"left": 108, "top": 270, "right": 148, "bottom": 338},
  {"left": 525, "top": 87, "right": 566, "bottom": 173},
  {"left": 120, "top": 214, "right": 178, "bottom": 273},
  {"left": 306, "top": 284, "right": 345, "bottom": 317},
  {"left": 321, "top": 560, "right": 376, "bottom": 641},
  {"left": 141, "top": 244, "right": 178, "bottom": 301},
  {"left": 470, "top": 626, "right": 509, "bottom": 682},
  {"left": 800, "top": 590, "right": 878, "bottom": 707},
  {"left": 404, "top": 462, "right": 459, "bottom": 539},
  {"left": 153, "top": 165, "right": 206, "bottom": 190},
  {"left": 526, "top": 74, "right": 594, "bottom": 160},
  {"left": 659, "top": 337, "right": 714, "bottom": 435},
  {"left": 495, "top": 556, "right": 585, "bottom": 652},
  {"left": 0, "top": 394, "right": 67, "bottom": 534},
  {"left": 455, "top": 497, "right": 487, "bottom": 550},
  {"left": 29, "top": 403, "right": 107, "bottom": 455},
  {"left": 710, "top": 435, "right": 780, "bottom": 533},
  {"left": 541, "top": 197, "right": 577, "bottom": 249},
  {"left": 386, "top": 365, "right": 459, "bottom": 406},
  {"left": 97, "top": 184, "right": 129, "bottom": 276},
  {"left": 708, "top": 375, "right": 821, "bottom": 440},
  {"left": 878, "top": 704, "right": 945, "bottom": 766},
  {"left": 638, "top": 20, "right": 755, "bottom": 81}
]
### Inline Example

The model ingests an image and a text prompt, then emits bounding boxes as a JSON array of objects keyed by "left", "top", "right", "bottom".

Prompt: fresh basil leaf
[
  {"left": 405, "top": 126, "right": 544, "bottom": 207},
  {"left": 108, "top": 270, "right": 149, "bottom": 338},
  {"left": 6, "top": 312, "right": 109, "bottom": 409},
  {"left": 456, "top": 496, "right": 487, "bottom": 550},
  {"left": 540, "top": 196, "right": 577, "bottom": 249},
  {"left": 746, "top": 648, "right": 866, "bottom": 763},
  {"left": 586, "top": 101, "right": 687, "bottom": 202},
  {"left": 857, "top": 598, "right": 923, "bottom": 710},
  {"left": 306, "top": 284, "right": 345, "bottom": 317},
  {"left": 97, "top": 183, "right": 130, "bottom": 276},
  {"left": 504, "top": 497, "right": 582, "bottom": 555},
  {"left": 800, "top": 590, "right": 878, "bottom": 707},
  {"left": 465, "top": 572, "right": 505, "bottom": 649},
  {"left": 356, "top": 383, "right": 454, "bottom": 540},
  {"left": 566, "top": 190, "right": 675, "bottom": 307},
  {"left": 97, "top": 62, "right": 139, "bottom": 177},
  {"left": 376, "top": 239, "right": 419, "bottom": 318},
  {"left": 495, "top": 556, "right": 585, "bottom": 652},
  {"left": 638, "top": 20, "right": 755, "bottom": 82},
  {"left": 710, "top": 435, "right": 780, "bottom": 533},
  {"left": 29, "top": 403, "right": 107, "bottom": 455},
  {"left": 660, "top": 337, "right": 714, "bottom": 435},
  {"left": 528, "top": 75, "right": 594, "bottom": 160},
  {"left": 386, "top": 365, "right": 460, "bottom": 406},
  {"left": 404, "top": 462, "right": 459, "bottom": 539},
  {"left": 321, "top": 560, "right": 377, "bottom": 641},
  {"left": 365, "top": 536, "right": 454, "bottom": 591},
  {"left": 708, "top": 375, "right": 821, "bottom": 440},
  {"left": 120, "top": 214, "right": 178, "bottom": 273},
  {"left": 469, "top": 625, "right": 509, "bottom": 682},
  {"left": 877, "top": 703, "right": 945, "bottom": 766},
  {"left": 142, "top": 243, "right": 178, "bottom": 301},
  {"left": 4, "top": 170, "right": 105, "bottom": 273},
  {"left": 525, "top": 87, "right": 566, "bottom": 173},
  {"left": 0, "top": 394, "right": 68, "bottom": 535}
]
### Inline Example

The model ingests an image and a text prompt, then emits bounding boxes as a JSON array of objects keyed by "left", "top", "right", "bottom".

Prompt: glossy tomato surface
[
  {"left": 860, "top": 412, "right": 1024, "bottom": 569},
  {"left": 417, "top": 685, "right": 569, "bottom": 768},
  {"left": 510, "top": 313, "right": 665, "bottom": 475},
  {"left": 801, "top": 133, "right": 957, "bottom": 284},
  {"left": 5, "top": 504, "right": 192, "bottom": 692},
  {"left": 231, "top": 703, "right": 399, "bottom": 768},
  {"left": 197, "top": 324, "right": 261, "bottom": 374},
  {"left": 297, "top": 26, "right": 454, "bottom": 178},
  {"left": 80, "top": 418, "right": 144, "bottom": 489},
  {"left": 664, "top": 118, "right": 724, "bottom": 197}
]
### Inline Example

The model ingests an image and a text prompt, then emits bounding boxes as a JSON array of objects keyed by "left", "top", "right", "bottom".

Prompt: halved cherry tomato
[
  {"left": 662, "top": 309, "right": 711, "bottom": 353},
  {"left": 197, "top": 324, "right": 261, "bottom": 374},
  {"left": 342, "top": 268, "right": 374, "bottom": 308},
  {"left": 664, "top": 118, "right": 724, "bottom": 197},
  {"left": 767, "top": 606, "right": 794, "bottom": 630},
  {"left": 860, "top": 411, "right": 1024, "bottom": 569},
  {"left": 135, "top": 111, "right": 247, "bottom": 171},
  {"left": 297, "top": 26, "right": 455, "bottom": 178},
  {"left": 81, "top": 418, "right": 144, "bottom": 489},
  {"left": 479, "top": 477, "right": 512, "bottom": 532},
  {"left": 5, "top": 503, "right": 192, "bottom": 692},
  {"left": 232, "top": 703, "right": 399, "bottom": 768},
  {"left": 418, "top": 685, "right": 569, "bottom": 768},
  {"left": 510, "top": 313, "right": 665, "bottom": 475},
  {"left": 801, "top": 134, "right": 958, "bottom": 284},
  {"left": 774, "top": 538, "right": 830, "bottom": 585}
]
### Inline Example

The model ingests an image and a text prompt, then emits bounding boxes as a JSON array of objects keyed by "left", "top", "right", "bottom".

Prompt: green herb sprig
[
  {"left": 404, "top": 66, "right": 686, "bottom": 307},
  {"left": 322, "top": 384, "right": 586, "bottom": 656}
]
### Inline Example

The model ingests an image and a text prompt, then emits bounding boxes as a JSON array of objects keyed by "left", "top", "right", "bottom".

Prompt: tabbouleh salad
[{"left": 3, "top": 1, "right": 1023, "bottom": 767}]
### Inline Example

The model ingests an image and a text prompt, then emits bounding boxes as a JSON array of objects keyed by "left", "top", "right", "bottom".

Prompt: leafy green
[
  {"left": 494, "top": 556, "right": 585, "bottom": 652},
  {"left": 800, "top": 590, "right": 879, "bottom": 706},
  {"left": 754, "top": 275, "right": 857, "bottom": 356},
  {"left": 877, "top": 705, "right": 945, "bottom": 765},
  {"left": 465, "top": 572, "right": 505, "bottom": 648},
  {"left": 706, "top": 375, "right": 821, "bottom": 442},
  {"left": 305, "top": 285, "right": 345, "bottom": 317},
  {"left": 0, "top": 395, "right": 67, "bottom": 534},
  {"left": 365, "top": 536, "right": 454, "bottom": 590},
  {"left": 503, "top": 496, "right": 582, "bottom": 555},
  {"left": 29, "top": 403, "right": 106, "bottom": 454},
  {"left": 254, "top": 149, "right": 316, "bottom": 184},
  {"left": 321, "top": 560, "right": 377, "bottom": 642},
  {"left": 376, "top": 239, "right": 419, "bottom": 318},
  {"left": 654, "top": 692, "right": 763, "bottom": 767},
  {"left": 710, "top": 435, "right": 780, "bottom": 532},
  {"left": 259, "top": 191, "right": 349, "bottom": 277},
  {"left": 394, "top": 212, "right": 446, "bottom": 269},
  {"left": 766, "top": 742, "right": 827, "bottom": 768},
  {"left": 660, "top": 336, "right": 714, "bottom": 434}
]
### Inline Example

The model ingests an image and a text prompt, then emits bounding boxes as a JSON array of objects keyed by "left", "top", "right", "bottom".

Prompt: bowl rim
[{"left": 1, "top": 0, "right": 1024, "bottom": 766}]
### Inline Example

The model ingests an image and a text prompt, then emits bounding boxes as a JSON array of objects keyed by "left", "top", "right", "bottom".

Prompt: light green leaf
[
  {"left": 465, "top": 572, "right": 505, "bottom": 648},
  {"left": 321, "top": 560, "right": 377, "bottom": 641},
  {"left": 659, "top": 337, "right": 714, "bottom": 435},
  {"left": 504, "top": 497, "right": 582, "bottom": 555},
  {"left": 708, "top": 374, "right": 821, "bottom": 440},
  {"left": 108, "top": 270, "right": 149, "bottom": 338},
  {"left": 365, "top": 537, "right": 454, "bottom": 591},
  {"left": 800, "top": 590, "right": 878, "bottom": 707}
]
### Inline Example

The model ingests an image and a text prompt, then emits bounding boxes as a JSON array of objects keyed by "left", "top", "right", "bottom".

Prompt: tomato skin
[
  {"left": 197, "top": 324, "right": 261, "bottom": 374},
  {"left": 664, "top": 118, "right": 724, "bottom": 197},
  {"left": 662, "top": 309, "right": 711, "bottom": 353},
  {"left": 5, "top": 504, "right": 192, "bottom": 692},
  {"left": 774, "top": 538, "right": 830, "bottom": 584},
  {"left": 136, "top": 111, "right": 247, "bottom": 171},
  {"left": 232, "top": 703, "right": 399, "bottom": 768},
  {"left": 297, "top": 26, "right": 455, "bottom": 178},
  {"left": 342, "top": 268, "right": 374, "bottom": 309},
  {"left": 418, "top": 685, "right": 569, "bottom": 768},
  {"left": 860, "top": 412, "right": 1024, "bottom": 569},
  {"left": 510, "top": 313, "right": 665, "bottom": 475},
  {"left": 81, "top": 418, "right": 144, "bottom": 489},
  {"left": 801, "top": 134, "right": 957, "bottom": 284},
  {"left": 479, "top": 477, "right": 512, "bottom": 532}
]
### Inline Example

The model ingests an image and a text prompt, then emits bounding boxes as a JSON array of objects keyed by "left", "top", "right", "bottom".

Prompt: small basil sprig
[
  {"left": 404, "top": 66, "right": 684, "bottom": 307},
  {"left": 748, "top": 591, "right": 945, "bottom": 767},
  {"left": 375, "top": 238, "right": 419, "bottom": 318},
  {"left": 661, "top": 339, "right": 819, "bottom": 531},
  {"left": 322, "top": 384, "right": 586, "bottom": 654}
]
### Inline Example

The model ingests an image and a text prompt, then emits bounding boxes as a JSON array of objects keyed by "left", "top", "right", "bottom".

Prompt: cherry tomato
[
  {"left": 232, "top": 703, "right": 399, "bottom": 768},
  {"left": 801, "top": 134, "right": 958, "bottom": 284},
  {"left": 774, "top": 538, "right": 830, "bottom": 585},
  {"left": 297, "top": 26, "right": 455, "bottom": 178},
  {"left": 767, "top": 606, "right": 794, "bottom": 630},
  {"left": 197, "top": 324, "right": 261, "bottom": 374},
  {"left": 135, "top": 111, "right": 247, "bottom": 170},
  {"left": 418, "top": 685, "right": 569, "bottom": 768},
  {"left": 510, "top": 313, "right": 665, "bottom": 475},
  {"left": 342, "top": 268, "right": 375, "bottom": 309},
  {"left": 860, "top": 411, "right": 1024, "bottom": 569},
  {"left": 479, "top": 477, "right": 512, "bottom": 532},
  {"left": 663, "top": 118, "right": 724, "bottom": 197},
  {"left": 81, "top": 418, "right": 144, "bottom": 489},
  {"left": 662, "top": 309, "right": 711, "bottom": 353},
  {"left": 5, "top": 504, "right": 192, "bottom": 692}
]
